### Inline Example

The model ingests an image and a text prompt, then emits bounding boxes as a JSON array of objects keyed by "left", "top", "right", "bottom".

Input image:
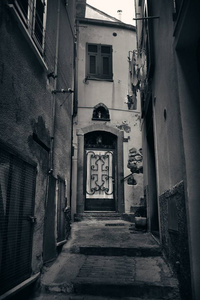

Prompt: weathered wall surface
[
  {"left": 136, "top": 0, "right": 200, "bottom": 298},
  {"left": 175, "top": 5, "right": 200, "bottom": 296},
  {"left": 72, "top": 20, "right": 143, "bottom": 215},
  {"left": 0, "top": 0, "right": 75, "bottom": 285}
]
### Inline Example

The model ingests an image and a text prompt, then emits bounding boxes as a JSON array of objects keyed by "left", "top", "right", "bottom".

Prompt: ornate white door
[{"left": 85, "top": 149, "right": 115, "bottom": 211}]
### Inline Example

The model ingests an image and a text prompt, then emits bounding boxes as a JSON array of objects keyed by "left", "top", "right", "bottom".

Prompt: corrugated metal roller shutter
[{"left": 0, "top": 147, "right": 36, "bottom": 295}]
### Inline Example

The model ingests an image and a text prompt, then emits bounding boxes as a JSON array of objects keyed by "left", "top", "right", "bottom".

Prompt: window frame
[
  {"left": 11, "top": 0, "right": 47, "bottom": 56},
  {"left": 86, "top": 43, "right": 113, "bottom": 81}
]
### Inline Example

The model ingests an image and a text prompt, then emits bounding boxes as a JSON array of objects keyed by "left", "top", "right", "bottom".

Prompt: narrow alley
[
  {"left": 30, "top": 215, "right": 180, "bottom": 300},
  {"left": 1, "top": 0, "right": 200, "bottom": 299}
]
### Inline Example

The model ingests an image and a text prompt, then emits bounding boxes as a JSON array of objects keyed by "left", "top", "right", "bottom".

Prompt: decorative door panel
[{"left": 85, "top": 150, "right": 115, "bottom": 211}]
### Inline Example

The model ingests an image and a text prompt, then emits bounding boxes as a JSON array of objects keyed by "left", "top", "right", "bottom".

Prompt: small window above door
[{"left": 92, "top": 103, "right": 110, "bottom": 121}]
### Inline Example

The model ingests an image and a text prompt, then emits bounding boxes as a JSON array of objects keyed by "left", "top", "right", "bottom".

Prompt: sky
[{"left": 86, "top": 0, "right": 135, "bottom": 25}]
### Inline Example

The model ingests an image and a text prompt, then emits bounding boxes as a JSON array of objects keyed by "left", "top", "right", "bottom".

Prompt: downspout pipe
[
  {"left": 70, "top": 11, "right": 78, "bottom": 211},
  {"left": 50, "top": 0, "right": 61, "bottom": 174},
  {"left": 69, "top": 18, "right": 79, "bottom": 218}
]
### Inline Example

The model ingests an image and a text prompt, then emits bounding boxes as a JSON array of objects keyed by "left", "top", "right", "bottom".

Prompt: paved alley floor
[{"left": 31, "top": 219, "right": 180, "bottom": 300}]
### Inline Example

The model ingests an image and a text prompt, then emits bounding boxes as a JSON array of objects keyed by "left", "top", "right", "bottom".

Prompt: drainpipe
[
  {"left": 70, "top": 18, "right": 79, "bottom": 219},
  {"left": 50, "top": 0, "right": 61, "bottom": 174}
]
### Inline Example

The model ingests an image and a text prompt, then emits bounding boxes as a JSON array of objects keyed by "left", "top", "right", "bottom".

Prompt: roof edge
[
  {"left": 86, "top": 3, "right": 123, "bottom": 23},
  {"left": 77, "top": 17, "right": 136, "bottom": 31}
]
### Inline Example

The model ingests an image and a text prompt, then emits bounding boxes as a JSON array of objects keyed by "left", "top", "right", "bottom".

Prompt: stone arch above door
[
  {"left": 76, "top": 124, "right": 124, "bottom": 214},
  {"left": 77, "top": 123, "right": 121, "bottom": 137}
]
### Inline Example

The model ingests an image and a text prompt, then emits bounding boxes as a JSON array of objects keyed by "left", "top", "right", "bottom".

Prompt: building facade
[
  {"left": 134, "top": 0, "right": 200, "bottom": 299},
  {"left": 72, "top": 2, "right": 143, "bottom": 218},
  {"left": 0, "top": 0, "right": 76, "bottom": 296}
]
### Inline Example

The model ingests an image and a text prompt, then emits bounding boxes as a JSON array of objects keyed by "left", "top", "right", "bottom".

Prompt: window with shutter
[
  {"left": 86, "top": 43, "right": 113, "bottom": 80},
  {"left": 11, "top": 0, "right": 47, "bottom": 55}
]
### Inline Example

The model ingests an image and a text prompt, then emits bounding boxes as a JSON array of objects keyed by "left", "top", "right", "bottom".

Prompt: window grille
[{"left": 0, "top": 146, "right": 36, "bottom": 295}]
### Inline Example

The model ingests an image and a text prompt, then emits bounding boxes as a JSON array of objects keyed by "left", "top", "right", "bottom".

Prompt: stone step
[
  {"left": 78, "top": 245, "right": 162, "bottom": 257},
  {"left": 68, "top": 295, "right": 170, "bottom": 300},
  {"left": 74, "top": 213, "right": 122, "bottom": 222},
  {"left": 74, "top": 282, "right": 180, "bottom": 299},
  {"left": 32, "top": 293, "right": 176, "bottom": 300},
  {"left": 73, "top": 256, "right": 180, "bottom": 299}
]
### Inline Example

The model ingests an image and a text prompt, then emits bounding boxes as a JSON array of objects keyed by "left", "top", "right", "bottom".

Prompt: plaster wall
[
  {"left": 77, "top": 24, "right": 136, "bottom": 110},
  {"left": 152, "top": 2, "right": 200, "bottom": 298},
  {"left": 175, "top": 2, "right": 200, "bottom": 295},
  {"left": 150, "top": 4, "right": 184, "bottom": 195},
  {"left": 176, "top": 51, "right": 200, "bottom": 300},
  {"left": 148, "top": 4, "right": 191, "bottom": 298},
  {"left": 0, "top": 0, "right": 75, "bottom": 278},
  {"left": 137, "top": 1, "right": 200, "bottom": 298}
]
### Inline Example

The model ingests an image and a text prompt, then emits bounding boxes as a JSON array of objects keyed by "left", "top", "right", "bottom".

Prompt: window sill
[
  {"left": 8, "top": 4, "right": 48, "bottom": 71},
  {"left": 92, "top": 118, "right": 110, "bottom": 121},
  {"left": 87, "top": 77, "right": 113, "bottom": 82}
]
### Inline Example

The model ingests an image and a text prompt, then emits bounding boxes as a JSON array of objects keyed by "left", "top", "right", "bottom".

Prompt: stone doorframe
[{"left": 76, "top": 124, "right": 124, "bottom": 213}]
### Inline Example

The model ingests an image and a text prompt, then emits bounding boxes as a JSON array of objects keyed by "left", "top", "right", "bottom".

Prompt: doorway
[{"left": 84, "top": 131, "right": 116, "bottom": 211}]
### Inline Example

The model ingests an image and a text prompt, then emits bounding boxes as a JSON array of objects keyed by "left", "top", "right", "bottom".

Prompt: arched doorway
[
  {"left": 84, "top": 131, "right": 116, "bottom": 211},
  {"left": 76, "top": 124, "right": 124, "bottom": 214}
]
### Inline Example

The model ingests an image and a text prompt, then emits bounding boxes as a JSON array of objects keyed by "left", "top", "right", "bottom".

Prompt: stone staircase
[
  {"left": 33, "top": 219, "right": 181, "bottom": 300},
  {"left": 74, "top": 212, "right": 122, "bottom": 222},
  {"left": 73, "top": 255, "right": 179, "bottom": 299}
]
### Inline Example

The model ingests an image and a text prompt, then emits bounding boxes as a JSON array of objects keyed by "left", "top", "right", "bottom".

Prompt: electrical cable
[{"left": 60, "top": 93, "right": 72, "bottom": 107}]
